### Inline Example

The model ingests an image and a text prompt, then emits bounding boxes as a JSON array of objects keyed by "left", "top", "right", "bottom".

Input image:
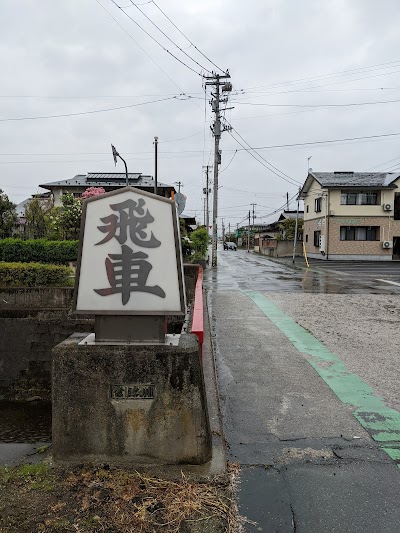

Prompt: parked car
[{"left": 224, "top": 241, "right": 237, "bottom": 250}]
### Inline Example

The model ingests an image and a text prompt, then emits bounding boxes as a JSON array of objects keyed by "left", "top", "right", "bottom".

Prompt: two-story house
[{"left": 300, "top": 171, "right": 400, "bottom": 260}]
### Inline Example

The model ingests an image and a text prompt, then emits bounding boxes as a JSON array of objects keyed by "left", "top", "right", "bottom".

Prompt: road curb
[{"left": 202, "top": 287, "right": 227, "bottom": 477}]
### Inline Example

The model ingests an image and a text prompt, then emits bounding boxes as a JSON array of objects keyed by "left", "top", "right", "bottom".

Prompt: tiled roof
[
  {"left": 39, "top": 172, "right": 174, "bottom": 190},
  {"left": 300, "top": 171, "right": 400, "bottom": 196},
  {"left": 310, "top": 172, "right": 399, "bottom": 188}
]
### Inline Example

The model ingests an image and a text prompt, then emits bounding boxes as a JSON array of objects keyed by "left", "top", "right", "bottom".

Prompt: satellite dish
[{"left": 174, "top": 192, "right": 186, "bottom": 216}]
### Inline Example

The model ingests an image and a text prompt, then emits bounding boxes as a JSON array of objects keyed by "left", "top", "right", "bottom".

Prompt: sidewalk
[{"left": 208, "top": 286, "right": 400, "bottom": 532}]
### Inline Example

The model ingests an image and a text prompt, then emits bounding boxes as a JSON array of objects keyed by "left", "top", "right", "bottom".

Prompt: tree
[
  {"left": 279, "top": 218, "right": 303, "bottom": 240},
  {"left": 0, "top": 189, "right": 17, "bottom": 238},
  {"left": 48, "top": 193, "right": 82, "bottom": 240},
  {"left": 82, "top": 187, "right": 106, "bottom": 199},
  {"left": 25, "top": 196, "right": 53, "bottom": 239},
  {"left": 190, "top": 226, "right": 208, "bottom": 259}
]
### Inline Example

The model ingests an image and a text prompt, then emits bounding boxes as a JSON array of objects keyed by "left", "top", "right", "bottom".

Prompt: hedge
[
  {"left": 0, "top": 262, "right": 74, "bottom": 287},
  {"left": 0, "top": 239, "right": 78, "bottom": 264}
]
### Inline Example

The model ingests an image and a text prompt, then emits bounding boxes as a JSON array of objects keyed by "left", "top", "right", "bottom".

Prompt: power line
[
  {"left": 109, "top": 0, "right": 202, "bottom": 77},
  {"left": 229, "top": 97, "right": 400, "bottom": 108},
  {"left": 240, "top": 59, "right": 400, "bottom": 91},
  {"left": 238, "top": 68, "right": 400, "bottom": 97},
  {"left": 219, "top": 150, "right": 238, "bottom": 175},
  {"left": 227, "top": 124, "right": 302, "bottom": 186},
  {"left": 231, "top": 85, "right": 400, "bottom": 99},
  {"left": 0, "top": 96, "right": 179, "bottom": 122},
  {"left": 229, "top": 125, "right": 302, "bottom": 184},
  {"left": 250, "top": 131, "right": 400, "bottom": 150},
  {"left": 0, "top": 93, "right": 196, "bottom": 99},
  {"left": 4, "top": 130, "right": 400, "bottom": 157},
  {"left": 257, "top": 192, "right": 299, "bottom": 219},
  {"left": 94, "top": 0, "right": 187, "bottom": 94},
  {"left": 229, "top": 131, "right": 299, "bottom": 186},
  {"left": 151, "top": 0, "right": 225, "bottom": 74},
  {"left": 95, "top": 0, "right": 203, "bottom": 115},
  {"left": 128, "top": 0, "right": 213, "bottom": 74}
]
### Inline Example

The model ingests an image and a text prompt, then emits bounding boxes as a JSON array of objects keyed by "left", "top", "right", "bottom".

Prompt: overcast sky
[{"left": 2, "top": 0, "right": 400, "bottom": 229}]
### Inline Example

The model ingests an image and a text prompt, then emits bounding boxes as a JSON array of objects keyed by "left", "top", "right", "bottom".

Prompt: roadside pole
[
  {"left": 292, "top": 190, "right": 300, "bottom": 263},
  {"left": 247, "top": 210, "right": 250, "bottom": 252},
  {"left": 153, "top": 136, "right": 158, "bottom": 195}
]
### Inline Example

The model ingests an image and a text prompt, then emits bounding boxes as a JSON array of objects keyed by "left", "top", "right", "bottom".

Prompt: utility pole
[
  {"left": 153, "top": 136, "right": 158, "bottom": 195},
  {"left": 203, "top": 198, "right": 206, "bottom": 226},
  {"left": 247, "top": 210, "right": 251, "bottom": 253},
  {"left": 251, "top": 203, "right": 257, "bottom": 226},
  {"left": 222, "top": 219, "right": 225, "bottom": 244},
  {"left": 286, "top": 192, "right": 289, "bottom": 211},
  {"left": 204, "top": 72, "right": 232, "bottom": 267},
  {"left": 228, "top": 222, "right": 231, "bottom": 242},
  {"left": 175, "top": 181, "right": 183, "bottom": 193},
  {"left": 202, "top": 165, "right": 212, "bottom": 235},
  {"left": 292, "top": 189, "right": 301, "bottom": 264},
  {"left": 250, "top": 203, "right": 256, "bottom": 251}
]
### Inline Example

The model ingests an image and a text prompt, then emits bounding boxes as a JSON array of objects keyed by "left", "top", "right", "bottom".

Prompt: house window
[
  {"left": 313, "top": 230, "right": 321, "bottom": 247},
  {"left": 305, "top": 234, "right": 308, "bottom": 242},
  {"left": 306, "top": 205, "right": 309, "bottom": 213},
  {"left": 314, "top": 197, "right": 322, "bottom": 212},
  {"left": 340, "top": 191, "right": 379, "bottom": 205},
  {"left": 340, "top": 226, "right": 379, "bottom": 241}
]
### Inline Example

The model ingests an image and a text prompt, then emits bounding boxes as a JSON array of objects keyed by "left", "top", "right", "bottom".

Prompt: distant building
[
  {"left": 254, "top": 210, "right": 304, "bottom": 255},
  {"left": 14, "top": 193, "right": 51, "bottom": 236},
  {"left": 301, "top": 171, "right": 400, "bottom": 260},
  {"left": 39, "top": 172, "right": 175, "bottom": 206}
]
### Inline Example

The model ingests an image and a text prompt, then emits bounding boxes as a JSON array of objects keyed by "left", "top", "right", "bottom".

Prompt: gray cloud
[{"left": 1, "top": 0, "right": 400, "bottom": 227}]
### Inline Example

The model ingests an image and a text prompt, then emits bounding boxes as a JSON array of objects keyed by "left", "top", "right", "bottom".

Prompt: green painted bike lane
[{"left": 244, "top": 290, "right": 400, "bottom": 468}]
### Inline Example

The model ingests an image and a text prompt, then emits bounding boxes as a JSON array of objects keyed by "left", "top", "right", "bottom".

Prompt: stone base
[{"left": 52, "top": 333, "right": 211, "bottom": 466}]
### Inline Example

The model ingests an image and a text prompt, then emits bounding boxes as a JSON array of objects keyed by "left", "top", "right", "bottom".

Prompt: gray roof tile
[
  {"left": 310, "top": 172, "right": 400, "bottom": 188},
  {"left": 39, "top": 172, "right": 174, "bottom": 190}
]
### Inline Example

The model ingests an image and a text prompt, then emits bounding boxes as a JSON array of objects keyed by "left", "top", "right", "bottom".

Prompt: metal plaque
[{"left": 111, "top": 384, "right": 155, "bottom": 400}]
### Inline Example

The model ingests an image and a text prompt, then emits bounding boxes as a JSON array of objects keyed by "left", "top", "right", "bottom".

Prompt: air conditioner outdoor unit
[
  {"left": 383, "top": 203, "right": 392, "bottom": 211},
  {"left": 382, "top": 240, "right": 393, "bottom": 249}
]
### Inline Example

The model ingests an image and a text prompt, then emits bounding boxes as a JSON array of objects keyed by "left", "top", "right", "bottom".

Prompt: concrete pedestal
[{"left": 52, "top": 333, "right": 211, "bottom": 465}]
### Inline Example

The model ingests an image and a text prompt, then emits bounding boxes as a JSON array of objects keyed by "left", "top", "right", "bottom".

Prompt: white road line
[{"left": 376, "top": 278, "right": 400, "bottom": 286}]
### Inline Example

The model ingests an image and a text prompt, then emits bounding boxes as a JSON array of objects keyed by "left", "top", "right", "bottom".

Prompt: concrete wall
[
  {"left": 0, "top": 265, "right": 199, "bottom": 400},
  {"left": 260, "top": 240, "right": 302, "bottom": 257}
]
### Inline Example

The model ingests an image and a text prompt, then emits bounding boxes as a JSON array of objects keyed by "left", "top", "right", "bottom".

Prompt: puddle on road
[{"left": 0, "top": 401, "right": 52, "bottom": 443}]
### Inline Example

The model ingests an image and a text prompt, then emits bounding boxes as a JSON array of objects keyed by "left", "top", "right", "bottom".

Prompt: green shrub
[
  {"left": 0, "top": 262, "right": 74, "bottom": 287},
  {"left": 190, "top": 227, "right": 208, "bottom": 259},
  {"left": 0, "top": 239, "right": 78, "bottom": 264}
]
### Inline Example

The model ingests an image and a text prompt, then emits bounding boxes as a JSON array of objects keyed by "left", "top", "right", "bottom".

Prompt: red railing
[{"left": 191, "top": 266, "right": 204, "bottom": 350}]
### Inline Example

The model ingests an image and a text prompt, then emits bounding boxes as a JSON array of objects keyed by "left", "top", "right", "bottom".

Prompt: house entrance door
[{"left": 393, "top": 236, "right": 400, "bottom": 260}]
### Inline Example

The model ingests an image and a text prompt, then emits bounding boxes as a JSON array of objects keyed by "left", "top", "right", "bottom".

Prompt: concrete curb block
[{"left": 201, "top": 287, "right": 227, "bottom": 477}]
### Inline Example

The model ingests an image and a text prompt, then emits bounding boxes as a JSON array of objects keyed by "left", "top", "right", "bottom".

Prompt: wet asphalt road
[
  {"left": 205, "top": 249, "right": 400, "bottom": 294},
  {"left": 205, "top": 249, "right": 400, "bottom": 533}
]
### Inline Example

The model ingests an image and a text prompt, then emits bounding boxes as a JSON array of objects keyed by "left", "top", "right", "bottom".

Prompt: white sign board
[{"left": 73, "top": 187, "right": 186, "bottom": 315}]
